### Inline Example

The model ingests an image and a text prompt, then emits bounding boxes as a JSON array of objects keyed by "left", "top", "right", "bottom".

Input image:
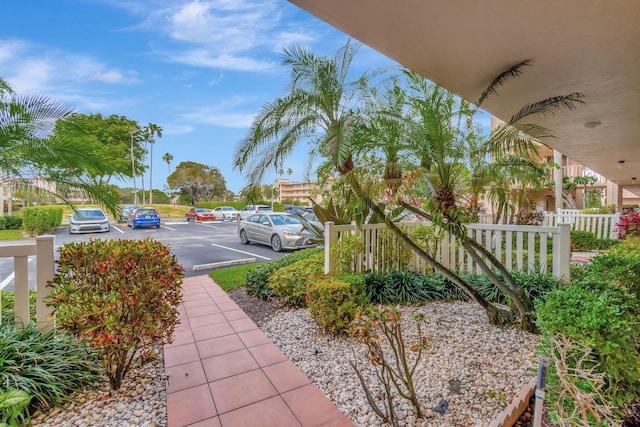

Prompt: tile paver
[{"left": 164, "top": 275, "right": 354, "bottom": 427}]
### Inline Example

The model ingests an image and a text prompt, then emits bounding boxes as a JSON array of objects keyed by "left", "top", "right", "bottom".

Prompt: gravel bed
[
  {"left": 261, "top": 301, "right": 538, "bottom": 427},
  {"left": 30, "top": 349, "right": 167, "bottom": 427}
]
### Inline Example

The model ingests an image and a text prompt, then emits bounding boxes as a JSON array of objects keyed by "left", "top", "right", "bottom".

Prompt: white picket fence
[
  {"left": 0, "top": 235, "right": 55, "bottom": 330},
  {"left": 324, "top": 221, "right": 571, "bottom": 282},
  {"left": 543, "top": 209, "right": 620, "bottom": 240}
]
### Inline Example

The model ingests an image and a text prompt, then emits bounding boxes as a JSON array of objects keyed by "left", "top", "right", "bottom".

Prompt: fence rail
[
  {"left": 325, "top": 221, "right": 571, "bottom": 282},
  {"left": 543, "top": 209, "right": 620, "bottom": 240},
  {"left": 0, "top": 235, "right": 55, "bottom": 330}
]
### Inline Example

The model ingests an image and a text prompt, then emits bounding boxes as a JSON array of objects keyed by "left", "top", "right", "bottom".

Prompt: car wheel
[
  {"left": 156, "top": 224, "right": 160, "bottom": 229},
  {"left": 271, "top": 235, "right": 282, "bottom": 252},
  {"left": 239, "top": 229, "right": 250, "bottom": 245},
  {"left": 186, "top": 216, "right": 190, "bottom": 222}
]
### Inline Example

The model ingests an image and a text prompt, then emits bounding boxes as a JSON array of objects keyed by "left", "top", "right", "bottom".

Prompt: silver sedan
[{"left": 237, "top": 212, "right": 315, "bottom": 252}]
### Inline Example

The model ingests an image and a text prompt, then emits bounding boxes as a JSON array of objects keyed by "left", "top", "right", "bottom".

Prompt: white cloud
[
  {"left": 170, "top": 49, "right": 275, "bottom": 72},
  {"left": 180, "top": 106, "right": 256, "bottom": 128},
  {"left": 136, "top": 0, "right": 319, "bottom": 72}
]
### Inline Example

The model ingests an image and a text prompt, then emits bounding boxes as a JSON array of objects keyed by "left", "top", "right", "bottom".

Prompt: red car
[{"left": 185, "top": 208, "right": 216, "bottom": 222}]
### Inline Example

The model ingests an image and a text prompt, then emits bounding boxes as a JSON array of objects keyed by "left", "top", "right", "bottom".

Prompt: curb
[
  {"left": 488, "top": 378, "right": 536, "bottom": 427},
  {"left": 192, "top": 257, "right": 256, "bottom": 271}
]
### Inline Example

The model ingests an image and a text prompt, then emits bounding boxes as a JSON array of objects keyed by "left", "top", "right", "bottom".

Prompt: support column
[{"left": 553, "top": 150, "right": 563, "bottom": 213}]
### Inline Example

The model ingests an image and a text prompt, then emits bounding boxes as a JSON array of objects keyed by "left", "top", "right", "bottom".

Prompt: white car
[
  {"left": 237, "top": 204, "right": 272, "bottom": 220},
  {"left": 212, "top": 206, "right": 239, "bottom": 221},
  {"left": 69, "top": 208, "right": 111, "bottom": 234}
]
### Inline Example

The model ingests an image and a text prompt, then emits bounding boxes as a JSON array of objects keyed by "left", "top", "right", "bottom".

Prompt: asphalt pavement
[{"left": 0, "top": 218, "right": 289, "bottom": 291}]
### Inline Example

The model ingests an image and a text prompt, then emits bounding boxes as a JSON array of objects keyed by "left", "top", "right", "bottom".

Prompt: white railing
[
  {"left": 325, "top": 222, "right": 571, "bottom": 282},
  {"left": 543, "top": 209, "right": 620, "bottom": 240},
  {"left": 0, "top": 235, "right": 55, "bottom": 330}
]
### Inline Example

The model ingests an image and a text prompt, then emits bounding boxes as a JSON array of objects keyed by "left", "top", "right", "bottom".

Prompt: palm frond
[
  {"left": 509, "top": 93, "right": 585, "bottom": 124},
  {"left": 477, "top": 60, "right": 532, "bottom": 106}
]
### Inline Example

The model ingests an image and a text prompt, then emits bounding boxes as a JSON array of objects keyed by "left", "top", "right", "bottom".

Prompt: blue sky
[{"left": 1, "top": 0, "right": 398, "bottom": 194}]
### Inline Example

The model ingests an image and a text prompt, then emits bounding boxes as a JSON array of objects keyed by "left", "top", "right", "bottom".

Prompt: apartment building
[{"left": 274, "top": 178, "right": 323, "bottom": 204}]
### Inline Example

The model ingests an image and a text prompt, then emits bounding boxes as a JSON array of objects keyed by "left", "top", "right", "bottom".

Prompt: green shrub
[
  {"left": 245, "top": 247, "right": 322, "bottom": 299},
  {"left": 363, "top": 270, "right": 445, "bottom": 304},
  {"left": 578, "top": 240, "right": 640, "bottom": 310},
  {"left": 1, "top": 290, "right": 37, "bottom": 325},
  {"left": 536, "top": 280, "right": 640, "bottom": 411},
  {"left": 22, "top": 206, "right": 63, "bottom": 235},
  {"left": 0, "top": 322, "right": 99, "bottom": 423},
  {"left": 48, "top": 238, "right": 184, "bottom": 390},
  {"left": 0, "top": 215, "right": 23, "bottom": 230},
  {"left": 570, "top": 230, "right": 618, "bottom": 251},
  {"left": 306, "top": 274, "right": 365, "bottom": 334},
  {"left": 268, "top": 252, "right": 324, "bottom": 307}
]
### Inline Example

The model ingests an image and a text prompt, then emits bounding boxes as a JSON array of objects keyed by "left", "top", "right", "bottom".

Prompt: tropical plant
[
  {"left": 48, "top": 238, "right": 184, "bottom": 390},
  {"left": 0, "top": 78, "right": 121, "bottom": 214},
  {"left": 0, "top": 321, "right": 99, "bottom": 422},
  {"left": 352, "top": 305, "right": 430, "bottom": 425},
  {"left": 143, "top": 123, "right": 163, "bottom": 204}
]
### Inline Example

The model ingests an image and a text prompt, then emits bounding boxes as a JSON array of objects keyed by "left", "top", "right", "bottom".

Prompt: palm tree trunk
[
  {"left": 348, "top": 177, "right": 517, "bottom": 327},
  {"left": 149, "top": 142, "right": 153, "bottom": 204}
]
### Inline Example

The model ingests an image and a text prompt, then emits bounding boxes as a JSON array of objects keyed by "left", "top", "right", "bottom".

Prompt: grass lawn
[
  {"left": 209, "top": 262, "right": 268, "bottom": 292},
  {"left": 0, "top": 230, "right": 26, "bottom": 240}
]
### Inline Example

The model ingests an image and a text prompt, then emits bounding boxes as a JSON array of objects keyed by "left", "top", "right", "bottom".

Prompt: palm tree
[
  {"left": 0, "top": 77, "right": 119, "bottom": 214},
  {"left": 233, "top": 39, "right": 368, "bottom": 190},
  {"left": 144, "top": 123, "right": 163, "bottom": 204},
  {"left": 162, "top": 152, "right": 174, "bottom": 174}
]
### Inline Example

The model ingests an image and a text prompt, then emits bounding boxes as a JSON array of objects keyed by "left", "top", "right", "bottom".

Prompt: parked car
[
  {"left": 69, "top": 208, "right": 110, "bottom": 234},
  {"left": 212, "top": 206, "right": 239, "bottom": 221},
  {"left": 237, "top": 204, "right": 272, "bottom": 220},
  {"left": 237, "top": 212, "right": 315, "bottom": 252},
  {"left": 118, "top": 204, "right": 140, "bottom": 223},
  {"left": 185, "top": 207, "right": 216, "bottom": 222},
  {"left": 128, "top": 207, "right": 161, "bottom": 229}
]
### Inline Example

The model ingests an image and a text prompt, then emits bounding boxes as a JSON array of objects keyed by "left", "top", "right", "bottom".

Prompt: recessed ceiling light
[
  {"left": 584, "top": 121, "right": 602, "bottom": 128},
  {"left": 618, "top": 160, "right": 626, "bottom": 169}
]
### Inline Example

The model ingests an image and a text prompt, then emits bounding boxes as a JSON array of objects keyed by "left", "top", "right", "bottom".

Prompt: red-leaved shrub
[{"left": 48, "top": 238, "right": 184, "bottom": 390}]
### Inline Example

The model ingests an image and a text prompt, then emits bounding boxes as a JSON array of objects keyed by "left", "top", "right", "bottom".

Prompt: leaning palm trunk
[
  {"left": 347, "top": 177, "right": 517, "bottom": 327},
  {"left": 399, "top": 200, "right": 535, "bottom": 330}
]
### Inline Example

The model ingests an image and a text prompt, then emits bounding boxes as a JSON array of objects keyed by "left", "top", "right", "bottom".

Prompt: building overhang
[{"left": 289, "top": 0, "right": 640, "bottom": 194}]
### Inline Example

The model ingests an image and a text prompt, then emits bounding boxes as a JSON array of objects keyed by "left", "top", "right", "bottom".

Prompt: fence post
[
  {"left": 14, "top": 254, "right": 29, "bottom": 329},
  {"left": 324, "top": 222, "right": 335, "bottom": 275},
  {"left": 557, "top": 223, "right": 571, "bottom": 283},
  {"left": 36, "top": 235, "right": 55, "bottom": 331}
]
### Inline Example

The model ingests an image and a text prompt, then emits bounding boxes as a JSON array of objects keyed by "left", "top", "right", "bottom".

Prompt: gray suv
[{"left": 118, "top": 204, "right": 140, "bottom": 223}]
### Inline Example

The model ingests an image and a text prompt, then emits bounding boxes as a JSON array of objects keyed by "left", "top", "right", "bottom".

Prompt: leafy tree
[
  {"left": 51, "top": 113, "right": 146, "bottom": 186},
  {"left": 1, "top": 78, "right": 120, "bottom": 214},
  {"left": 167, "top": 161, "right": 227, "bottom": 205}
]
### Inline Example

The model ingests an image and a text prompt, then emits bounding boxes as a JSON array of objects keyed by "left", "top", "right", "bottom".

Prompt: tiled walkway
[{"left": 163, "top": 275, "right": 354, "bottom": 427}]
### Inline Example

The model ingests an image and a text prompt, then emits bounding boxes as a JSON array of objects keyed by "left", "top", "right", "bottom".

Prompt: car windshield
[
  {"left": 195, "top": 208, "right": 209, "bottom": 212},
  {"left": 75, "top": 209, "right": 105, "bottom": 219},
  {"left": 270, "top": 215, "right": 300, "bottom": 226},
  {"left": 136, "top": 209, "right": 156, "bottom": 216},
  {"left": 220, "top": 207, "right": 233, "bottom": 211}
]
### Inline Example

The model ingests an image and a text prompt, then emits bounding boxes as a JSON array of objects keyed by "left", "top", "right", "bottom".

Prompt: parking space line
[
  {"left": 210, "top": 243, "right": 272, "bottom": 260},
  {"left": 161, "top": 225, "right": 176, "bottom": 231},
  {"left": 198, "top": 223, "right": 218, "bottom": 229},
  {"left": 112, "top": 226, "right": 125, "bottom": 234}
]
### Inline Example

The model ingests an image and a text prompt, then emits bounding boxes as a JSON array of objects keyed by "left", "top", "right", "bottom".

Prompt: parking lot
[{"left": 0, "top": 218, "right": 291, "bottom": 292}]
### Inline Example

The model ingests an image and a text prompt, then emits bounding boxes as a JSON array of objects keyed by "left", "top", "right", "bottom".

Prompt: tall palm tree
[
  {"left": 162, "top": 152, "right": 173, "bottom": 174},
  {"left": 144, "top": 123, "right": 163, "bottom": 204},
  {"left": 233, "top": 39, "right": 368, "bottom": 190},
  {"left": 0, "top": 77, "right": 119, "bottom": 214}
]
